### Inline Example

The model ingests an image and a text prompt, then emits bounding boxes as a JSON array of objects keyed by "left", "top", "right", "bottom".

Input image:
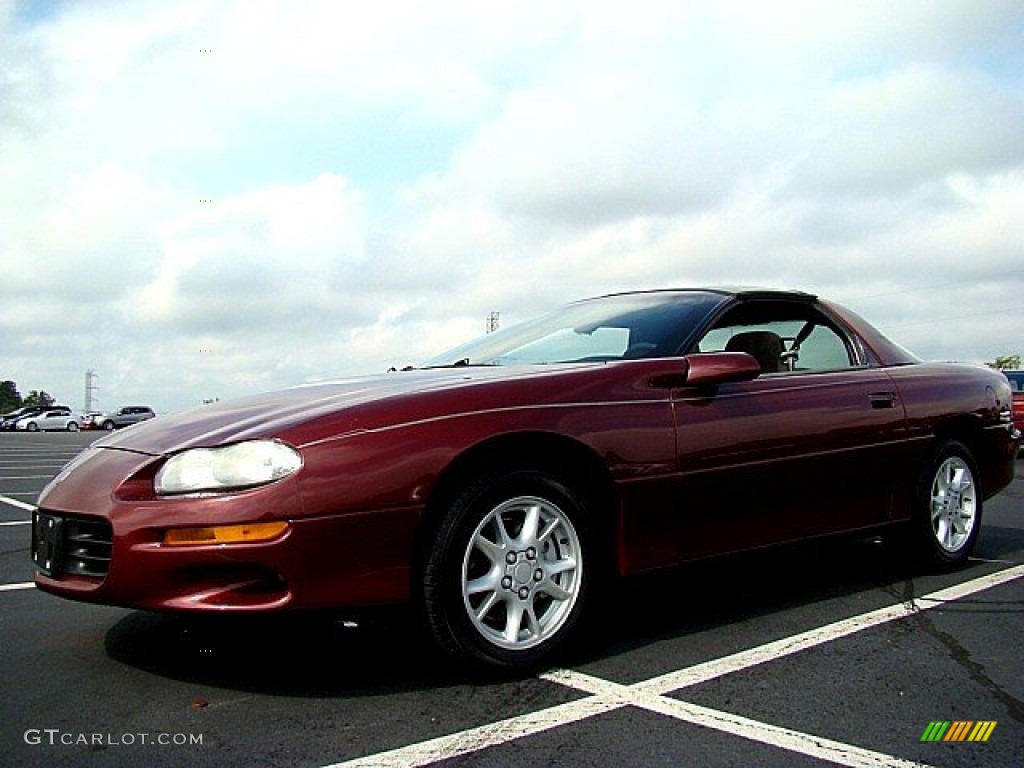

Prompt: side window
[
  {"left": 697, "top": 305, "right": 856, "bottom": 374},
  {"left": 796, "top": 325, "right": 852, "bottom": 371}
]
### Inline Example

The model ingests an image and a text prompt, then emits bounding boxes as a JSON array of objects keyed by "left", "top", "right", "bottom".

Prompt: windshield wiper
[
  {"left": 393, "top": 358, "right": 502, "bottom": 372},
  {"left": 421, "top": 358, "right": 473, "bottom": 369},
  {"left": 423, "top": 358, "right": 500, "bottom": 369}
]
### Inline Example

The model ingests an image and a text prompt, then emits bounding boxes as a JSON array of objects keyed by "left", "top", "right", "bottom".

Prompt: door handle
[{"left": 869, "top": 392, "right": 897, "bottom": 409}]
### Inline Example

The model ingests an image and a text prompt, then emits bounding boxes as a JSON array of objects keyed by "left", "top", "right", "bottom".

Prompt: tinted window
[{"left": 424, "top": 292, "right": 726, "bottom": 367}]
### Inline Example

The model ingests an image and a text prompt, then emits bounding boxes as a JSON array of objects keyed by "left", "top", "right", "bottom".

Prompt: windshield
[{"left": 423, "top": 291, "right": 727, "bottom": 367}]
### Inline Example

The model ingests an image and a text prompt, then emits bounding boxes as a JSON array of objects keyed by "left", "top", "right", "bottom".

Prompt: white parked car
[{"left": 15, "top": 409, "right": 80, "bottom": 432}]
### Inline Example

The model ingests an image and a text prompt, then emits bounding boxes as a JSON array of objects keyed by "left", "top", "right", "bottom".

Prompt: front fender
[{"left": 294, "top": 399, "right": 676, "bottom": 520}]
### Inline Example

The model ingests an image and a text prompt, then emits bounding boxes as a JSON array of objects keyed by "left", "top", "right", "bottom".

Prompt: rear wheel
[
  {"left": 912, "top": 440, "right": 982, "bottom": 569},
  {"left": 67, "top": 422, "right": 79, "bottom": 432},
  {"left": 421, "top": 469, "right": 591, "bottom": 669},
  {"left": 27, "top": 422, "right": 38, "bottom": 432}
]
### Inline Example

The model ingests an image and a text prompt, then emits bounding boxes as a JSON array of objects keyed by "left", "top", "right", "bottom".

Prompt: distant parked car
[
  {"left": 1005, "top": 371, "right": 1024, "bottom": 439},
  {"left": 2, "top": 406, "right": 72, "bottom": 431},
  {"left": 15, "top": 408, "right": 79, "bottom": 432},
  {"left": 0, "top": 407, "right": 38, "bottom": 431},
  {"left": 80, "top": 412, "right": 105, "bottom": 431},
  {"left": 97, "top": 406, "right": 156, "bottom": 430}
]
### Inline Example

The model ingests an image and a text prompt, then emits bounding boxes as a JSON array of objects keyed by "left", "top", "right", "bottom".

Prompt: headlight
[{"left": 155, "top": 440, "right": 302, "bottom": 496}]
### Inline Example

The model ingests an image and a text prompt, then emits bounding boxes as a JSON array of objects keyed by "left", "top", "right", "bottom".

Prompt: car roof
[{"left": 582, "top": 287, "right": 818, "bottom": 303}]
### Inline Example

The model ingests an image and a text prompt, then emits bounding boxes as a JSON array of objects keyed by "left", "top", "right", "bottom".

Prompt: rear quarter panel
[{"left": 883, "top": 362, "right": 1017, "bottom": 516}]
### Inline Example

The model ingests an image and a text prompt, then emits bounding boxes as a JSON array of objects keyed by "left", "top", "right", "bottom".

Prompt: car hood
[{"left": 95, "top": 366, "right": 565, "bottom": 456}]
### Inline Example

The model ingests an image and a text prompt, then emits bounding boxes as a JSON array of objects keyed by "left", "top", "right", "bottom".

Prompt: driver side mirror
[{"left": 682, "top": 352, "right": 762, "bottom": 386}]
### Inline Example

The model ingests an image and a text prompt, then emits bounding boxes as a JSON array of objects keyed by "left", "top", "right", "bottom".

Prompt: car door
[{"left": 626, "top": 301, "right": 908, "bottom": 568}]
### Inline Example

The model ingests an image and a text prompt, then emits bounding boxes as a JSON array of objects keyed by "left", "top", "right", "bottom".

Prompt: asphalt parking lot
[{"left": 0, "top": 431, "right": 1021, "bottom": 767}]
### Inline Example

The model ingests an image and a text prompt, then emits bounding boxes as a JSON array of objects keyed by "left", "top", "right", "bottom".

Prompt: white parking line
[
  {"left": 0, "top": 582, "right": 35, "bottom": 592},
  {"left": 0, "top": 494, "right": 36, "bottom": 512},
  {"left": 549, "top": 670, "right": 932, "bottom": 768},
  {"left": 0, "top": 459, "right": 69, "bottom": 465},
  {"left": 326, "top": 563, "right": 1024, "bottom": 768},
  {"left": 332, "top": 697, "right": 623, "bottom": 768},
  {"left": 636, "top": 563, "right": 1024, "bottom": 696},
  {"left": 0, "top": 449, "right": 79, "bottom": 455}
]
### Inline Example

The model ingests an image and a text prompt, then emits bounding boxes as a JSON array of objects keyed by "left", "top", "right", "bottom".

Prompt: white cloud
[
  {"left": 1, "top": 0, "right": 1022, "bottom": 412},
  {"left": 135, "top": 173, "right": 367, "bottom": 328},
  {"left": 788, "top": 64, "right": 1024, "bottom": 197}
]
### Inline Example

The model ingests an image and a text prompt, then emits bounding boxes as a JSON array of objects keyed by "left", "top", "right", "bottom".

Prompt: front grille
[
  {"left": 33, "top": 512, "right": 112, "bottom": 579},
  {"left": 63, "top": 517, "right": 113, "bottom": 578}
]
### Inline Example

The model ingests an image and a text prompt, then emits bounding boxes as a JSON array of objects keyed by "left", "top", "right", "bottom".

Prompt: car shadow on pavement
[
  {"left": 581, "top": 537, "right": 916, "bottom": 654},
  {"left": 572, "top": 526, "right": 1024, "bottom": 664},
  {"left": 104, "top": 526, "right": 1024, "bottom": 697},
  {"left": 104, "top": 606, "right": 459, "bottom": 697}
]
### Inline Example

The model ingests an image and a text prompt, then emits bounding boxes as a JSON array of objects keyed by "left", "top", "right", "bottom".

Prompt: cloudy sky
[{"left": 2, "top": 0, "right": 1022, "bottom": 414}]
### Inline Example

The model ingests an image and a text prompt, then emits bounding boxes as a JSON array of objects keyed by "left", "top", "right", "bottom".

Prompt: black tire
[
  {"left": 67, "top": 422, "right": 79, "bottom": 432},
  {"left": 102, "top": 421, "right": 115, "bottom": 431},
  {"left": 27, "top": 422, "right": 38, "bottom": 432},
  {"left": 420, "top": 469, "right": 592, "bottom": 669},
  {"left": 910, "top": 440, "right": 983, "bottom": 570}
]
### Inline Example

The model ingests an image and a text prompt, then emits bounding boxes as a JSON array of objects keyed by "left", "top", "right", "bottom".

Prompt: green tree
[
  {"left": 23, "top": 390, "right": 55, "bottom": 407},
  {"left": 0, "top": 380, "right": 21, "bottom": 413},
  {"left": 988, "top": 355, "right": 1021, "bottom": 370}
]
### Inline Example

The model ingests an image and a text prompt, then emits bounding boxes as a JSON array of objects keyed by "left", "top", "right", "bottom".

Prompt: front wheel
[
  {"left": 912, "top": 440, "right": 982, "bottom": 570},
  {"left": 421, "top": 470, "right": 591, "bottom": 669}
]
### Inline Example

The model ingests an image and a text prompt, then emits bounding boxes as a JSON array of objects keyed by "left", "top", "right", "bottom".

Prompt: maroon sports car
[{"left": 32, "top": 289, "right": 1019, "bottom": 668}]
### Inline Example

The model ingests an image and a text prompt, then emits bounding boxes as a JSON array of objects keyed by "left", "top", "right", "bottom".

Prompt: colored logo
[{"left": 921, "top": 721, "right": 996, "bottom": 742}]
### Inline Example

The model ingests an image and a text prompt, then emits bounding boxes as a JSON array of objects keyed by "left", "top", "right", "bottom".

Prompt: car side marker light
[{"left": 163, "top": 521, "right": 289, "bottom": 546}]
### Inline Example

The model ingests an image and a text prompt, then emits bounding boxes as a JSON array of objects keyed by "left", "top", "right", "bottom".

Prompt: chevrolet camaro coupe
[{"left": 32, "top": 289, "right": 1020, "bottom": 668}]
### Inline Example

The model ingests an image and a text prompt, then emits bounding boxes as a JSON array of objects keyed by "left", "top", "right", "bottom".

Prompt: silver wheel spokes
[
  {"left": 462, "top": 495, "right": 581, "bottom": 651},
  {"left": 930, "top": 456, "right": 977, "bottom": 553}
]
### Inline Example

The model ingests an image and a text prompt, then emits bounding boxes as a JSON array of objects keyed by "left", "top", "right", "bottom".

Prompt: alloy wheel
[
  {"left": 929, "top": 455, "right": 977, "bottom": 553},
  {"left": 460, "top": 495, "right": 582, "bottom": 651}
]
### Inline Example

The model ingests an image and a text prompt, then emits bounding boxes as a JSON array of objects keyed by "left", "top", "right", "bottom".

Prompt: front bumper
[{"left": 32, "top": 446, "right": 419, "bottom": 612}]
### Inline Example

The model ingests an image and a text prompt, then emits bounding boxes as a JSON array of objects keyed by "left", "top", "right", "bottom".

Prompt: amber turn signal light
[{"left": 163, "top": 521, "right": 289, "bottom": 546}]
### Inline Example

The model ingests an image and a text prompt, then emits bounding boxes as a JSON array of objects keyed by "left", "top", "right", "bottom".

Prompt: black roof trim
[
  {"left": 579, "top": 287, "right": 818, "bottom": 303},
  {"left": 731, "top": 288, "right": 817, "bottom": 303}
]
